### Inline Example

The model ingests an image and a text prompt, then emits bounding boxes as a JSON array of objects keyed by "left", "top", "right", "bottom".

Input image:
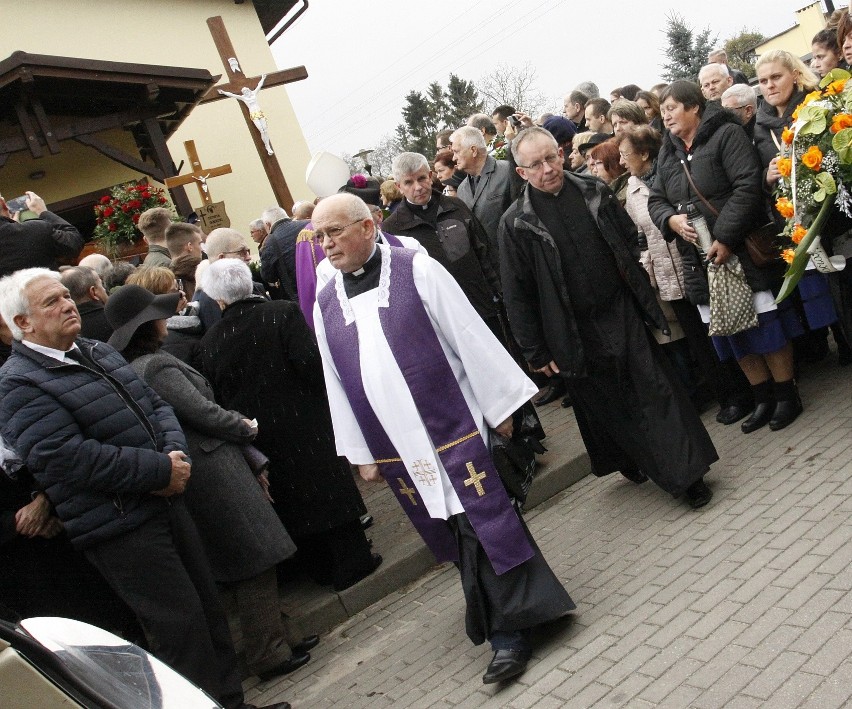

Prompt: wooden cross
[
  {"left": 464, "top": 462, "right": 487, "bottom": 497},
  {"left": 163, "top": 141, "right": 232, "bottom": 205},
  {"left": 203, "top": 15, "right": 309, "bottom": 212},
  {"left": 397, "top": 478, "right": 418, "bottom": 506}
]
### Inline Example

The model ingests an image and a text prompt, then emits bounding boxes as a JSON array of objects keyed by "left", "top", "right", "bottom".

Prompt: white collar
[{"left": 22, "top": 340, "right": 79, "bottom": 363}]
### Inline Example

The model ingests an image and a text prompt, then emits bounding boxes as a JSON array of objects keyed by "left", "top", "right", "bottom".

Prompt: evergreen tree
[{"left": 661, "top": 12, "right": 718, "bottom": 82}]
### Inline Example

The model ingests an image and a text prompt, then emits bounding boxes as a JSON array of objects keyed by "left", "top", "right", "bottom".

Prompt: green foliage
[
  {"left": 661, "top": 12, "right": 718, "bottom": 82},
  {"left": 724, "top": 29, "right": 765, "bottom": 80},
  {"left": 395, "top": 74, "right": 484, "bottom": 155}
]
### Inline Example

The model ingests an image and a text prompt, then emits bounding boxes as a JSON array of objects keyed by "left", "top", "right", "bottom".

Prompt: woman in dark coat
[
  {"left": 105, "top": 284, "right": 315, "bottom": 682},
  {"left": 198, "top": 259, "right": 381, "bottom": 592},
  {"left": 649, "top": 81, "right": 802, "bottom": 435}
]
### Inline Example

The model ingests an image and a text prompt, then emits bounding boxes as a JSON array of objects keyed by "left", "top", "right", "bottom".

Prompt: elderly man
[
  {"left": 0, "top": 268, "right": 287, "bottom": 709},
  {"left": 249, "top": 218, "right": 268, "bottom": 248},
  {"left": 452, "top": 126, "right": 514, "bottom": 279},
  {"left": 0, "top": 191, "right": 83, "bottom": 277},
  {"left": 139, "top": 207, "right": 173, "bottom": 267},
  {"left": 313, "top": 193, "right": 573, "bottom": 684},
  {"left": 60, "top": 266, "right": 112, "bottom": 342},
  {"left": 562, "top": 90, "right": 588, "bottom": 132},
  {"left": 721, "top": 83, "right": 758, "bottom": 139},
  {"left": 259, "top": 206, "right": 309, "bottom": 302},
  {"left": 699, "top": 63, "right": 734, "bottom": 101},
  {"left": 708, "top": 48, "right": 749, "bottom": 85},
  {"left": 500, "top": 127, "right": 719, "bottom": 509}
]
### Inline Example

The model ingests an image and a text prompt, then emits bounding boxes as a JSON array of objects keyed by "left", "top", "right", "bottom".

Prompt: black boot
[
  {"left": 741, "top": 380, "right": 773, "bottom": 434},
  {"left": 534, "top": 378, "right": 566, "bottom": 406},
  {"left": 769, "top": 379, "right": 803, "bottom": 431}
]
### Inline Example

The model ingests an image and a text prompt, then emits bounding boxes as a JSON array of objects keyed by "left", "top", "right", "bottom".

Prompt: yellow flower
[
  {"left": 777, "top": 157, "right": 793, "bottom": 177},
  {"left": 791, "top": 224, "right": 807, "bottom": 244},
  {"left": 801, "top": 145, "right": 823, "bottom": 170},
  {"left": 802, "top": 90, "right": 823, "bottom": 105},
  {"left": 775, "top": 197, "right": 795, "bottom": 219},
  {"left": 831, "top": 113, "right": 852, "bottom": 133},
  {"left": 782, "top": 127, "right": 795, "bottom": 144},
  {"left": 826, "top": 79, "right": 848, "bottom": 95},
  {"left": 781, "top": 248, "right": 796, "bottom": 264}
]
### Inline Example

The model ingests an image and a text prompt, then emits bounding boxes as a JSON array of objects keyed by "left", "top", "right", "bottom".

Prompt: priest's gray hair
[
  {"left": 392, "top": 152, "right": 429, "bottom": 181},
  {"left": 261, "top": 206, "right": 288, "bottom": 227},
  {"left": 200, "top": 259, "right": 254, "bottom": 306},
  {"left": 511, "top": 126, "right": 558, "bottom": 163},
  {"left": 721, "top": 83, "right": 757, "bottom": 110},
  {"left": 450, "top": 126, "right": 486, "bottom": 151},
  {"left": 0, "top": 268, "right": 59, "bottom": 341},
  {"left": 206, "top": 228, "right": 245, "bottom": 260}
]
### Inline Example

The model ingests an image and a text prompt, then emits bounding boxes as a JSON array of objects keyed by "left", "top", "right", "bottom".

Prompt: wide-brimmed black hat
[
  {"left": 105, "top": 285, "right": 181, "bottom": 351},
  {"left": 578, "top": 132, "right": 612, "bottom": 154}
]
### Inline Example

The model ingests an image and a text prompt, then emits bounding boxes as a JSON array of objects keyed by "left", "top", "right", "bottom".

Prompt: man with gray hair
[
  {"left": 708, "top": 48, "right": 749, "bottom": 85},
  {"left": 259, "top": 206, "right": 309, "bottom": 302},
  {"left": 573, "top": 80, "right": 599, "bottom": 99},
  {"left": 466, "top": 113, "right": 504, "bottom": 157},
  {"left": 721, "top": 83, "right": 758, "bottom": 139},
  {"left": 197, "top": 228, "right": 263, "bottom": 329},
  {"left": 60, "top": 266, "right": 112, "bottom": 341},
  {"left": 139, "top": 207, "right": 173, "bottom": 267},
  {"left": 249, "top": 218, "right": 267, "bottom": 248},
  {"left": 451, "top": 126, "right": 513, "bottom": 279},
  {"left": 699, "top": 63, "right": 733, "bottom": 101}
]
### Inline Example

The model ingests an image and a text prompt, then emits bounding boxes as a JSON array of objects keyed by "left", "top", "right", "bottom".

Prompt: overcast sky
[{"left": 272, "top": 0, "right": 813, "bottom": 158}]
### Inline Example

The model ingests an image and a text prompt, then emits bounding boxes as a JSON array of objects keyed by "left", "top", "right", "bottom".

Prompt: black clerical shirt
[{"left": 342, "top": 246, "right": 382, "bottom": 299}]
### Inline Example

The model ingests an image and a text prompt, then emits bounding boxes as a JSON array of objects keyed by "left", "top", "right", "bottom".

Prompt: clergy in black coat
[{"left": 199, "top": 260, "right": 380, "bottom": 591}]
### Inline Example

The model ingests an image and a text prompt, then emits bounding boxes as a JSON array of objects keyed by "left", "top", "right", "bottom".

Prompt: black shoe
[
  {"left": 256, "top": 651, "right": 311, "bottom": 681},
  {"left": 716, "top": 403, "right": 751, "bottom": 425},
  {"left": 292, "top": 634, "right": 320, "bottom": 654},
  {"left": 769, "top": 397, "right": 803, "bottom": 431},
  {"left": 684, "top": 479, "right": 712, "bottom": 509},
  {"left": 560, "top": 394, "right": 573, "bottom": 408},
  {"left": 482, "top": 648, "right": 531, "bottom": 684},
  {"left": 533, "top": 380, "right": 566, "bottom": 406},
  {"left": 334, "top": 553, "right": 383, "bottom": 591},
  {"left": 360, "top": 514, "right": 373, "bottom": 530},
  {"left": 620, "top": 468, "right": 647, "bottom": 484},
  {"left": 740, "top": 402, "right": 773, "bottom": 434}
]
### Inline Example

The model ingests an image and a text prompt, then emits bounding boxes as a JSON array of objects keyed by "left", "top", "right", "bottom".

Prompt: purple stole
[
  {"left": 318, "top": 246, "right": 534, "bottom": 575},
  {"left": 296, "top": 225, "right": 403, "bottom": 330}
]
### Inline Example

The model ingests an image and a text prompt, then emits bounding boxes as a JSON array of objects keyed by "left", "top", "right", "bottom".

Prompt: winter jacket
[
  {"left": 0, "top": 212, "right": 84, "bottom": 277},
  {"left": 624, "top": 175, "right": 685, "bottom": 302},
  {"left": 0, "top": 338, "right": 186, "bottom": 549},
  {"left": 648, "top": 102, "right": 775, "bottom": 304},
  {"left": 499, "top": 171, "right": 667, "bottom": 379}
]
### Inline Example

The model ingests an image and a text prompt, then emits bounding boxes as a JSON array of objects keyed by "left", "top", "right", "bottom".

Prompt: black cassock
[{"left": 530, "top": 183, "right": 719, "bottom": 496}]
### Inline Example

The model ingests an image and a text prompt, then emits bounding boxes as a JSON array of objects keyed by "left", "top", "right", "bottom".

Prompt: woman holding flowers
[
  {"left": 649, "top": 81, "right": 803, "bottom": 435},
  {"left": 755, "top": 50, "right": 843, "bottom": 364}
]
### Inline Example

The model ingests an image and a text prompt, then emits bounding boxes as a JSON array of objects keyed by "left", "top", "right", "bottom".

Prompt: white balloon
[{"left": 306, "top": 151, "right": 350, "bottom": 198}]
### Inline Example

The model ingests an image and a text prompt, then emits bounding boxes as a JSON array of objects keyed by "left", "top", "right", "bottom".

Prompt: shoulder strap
[{"left": 679, "top": 159, "right": 720, "bottom": 217}]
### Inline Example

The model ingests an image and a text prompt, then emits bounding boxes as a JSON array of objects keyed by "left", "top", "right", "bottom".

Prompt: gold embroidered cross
[
  {"left": 464, "top": 462, "right": 487, "bottom": 497},
  {"left": 397, "top": 478, "right": 417, "bottom": 505}
]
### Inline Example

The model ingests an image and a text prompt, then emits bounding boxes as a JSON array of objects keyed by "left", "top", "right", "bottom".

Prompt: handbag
[
  {"left": 679, "top": 161, "right": 782, "bottom": 268},
  {"left": 707, "top": 255, "right": 759, "bottom": 336}
]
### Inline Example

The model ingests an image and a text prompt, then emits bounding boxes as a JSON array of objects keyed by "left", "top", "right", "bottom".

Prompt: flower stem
[{"left": 776, "top": 194, "right": 836, "bottom": 303}]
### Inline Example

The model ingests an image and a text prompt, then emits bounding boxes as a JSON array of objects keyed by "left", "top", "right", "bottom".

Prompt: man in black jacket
[
  {"left": 0, "top": 191, "right": 83, "bottom": 277},
  {"left": 500, "top": 127, "right": 718, "bottom": 509},
  {"left": 60, "top": 266, "right": 113, "bottom": 342},
  {"left": 0, "top": 268, "right": 288, "bottom": 709},
  {"left": 259, "top": 206, "right": 309, "bottom": 301}
]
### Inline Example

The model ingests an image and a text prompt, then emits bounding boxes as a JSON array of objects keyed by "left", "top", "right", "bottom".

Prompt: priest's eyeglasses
[
  {"left": 315, "top": 219, "right": 363, "bottom": 241},
  {"left": 517, "top": 154, "right": 561, "bottom": 172}
]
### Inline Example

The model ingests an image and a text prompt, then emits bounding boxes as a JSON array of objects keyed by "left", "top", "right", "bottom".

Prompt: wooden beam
[
  {"left": 73, "top": 134, "right": 166, "bottom": 182},
  {"left": 163, "top": 140, "right": 232, "bottom": 204},
  {"left": 141, "top": 117, "right": 192, "bottom": 217},
  {"left": 27, "top": 95, "right": 61, "bottom": 155},
  {"left": 201, "top": 65, "right": 308, "bottom": 104},
  {"left": 14, "top": 101, "right": 43, "bottom": 159}
]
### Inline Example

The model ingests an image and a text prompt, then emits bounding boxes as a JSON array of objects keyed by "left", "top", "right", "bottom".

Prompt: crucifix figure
[
  {"left": 203, "top": 15, "right": 310, "bottom": 211},
  {"left": 163, "top": 141, "right": 231, "bottom": 205},
  {"left": 218, "top": 75, "right": 273, "bottom": 155}
]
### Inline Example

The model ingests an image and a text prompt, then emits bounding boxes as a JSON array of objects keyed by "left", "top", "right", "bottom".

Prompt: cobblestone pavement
[{"left": 246, "top": 354, "right": 852, "bottom": 708}]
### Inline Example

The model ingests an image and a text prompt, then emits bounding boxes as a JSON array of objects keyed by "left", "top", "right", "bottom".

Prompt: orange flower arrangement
[
  {"left": 777, "top": 157, "right": 792, "bottom": 177},
  {"left": 830, "top": 113, "right": 852, "bottom": 133},
  {"left": 801, "top": 146, "right": 823, "bottom": 170},
  {"left": 775, "top": 197, "right": 795, "bottom": 219},
  {"left": 825, "top": 79, "right": 848, "bottom": 95},
  {"left": 781, "top": 127, "right": 795, "bottom": 144},
  {"left": 781, "top": 248, "right": 796, "bottom": 264},
  {"left": 790, "top": 224, "right": 807, "bottom": 244}
]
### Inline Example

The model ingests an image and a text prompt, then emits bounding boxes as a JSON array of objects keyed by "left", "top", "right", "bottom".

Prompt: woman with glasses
[{"left": 649, "top": 80, "right": 803, "bottom": 434}]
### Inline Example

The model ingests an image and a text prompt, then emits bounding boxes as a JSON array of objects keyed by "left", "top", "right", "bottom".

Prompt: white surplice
[{"left": 314, "top": 246, "right": 538, "bottom": 521}]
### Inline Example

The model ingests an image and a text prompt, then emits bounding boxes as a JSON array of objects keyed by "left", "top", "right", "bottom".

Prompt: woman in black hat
[{"left": 105, "top": 284, "right": 318, "bottom": 682}]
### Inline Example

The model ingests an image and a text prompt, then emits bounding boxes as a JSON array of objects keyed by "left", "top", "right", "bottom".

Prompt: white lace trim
[
  {"left": 333, "top": 270, "right": 354, "bottom": 325},
  {"left": 377, "top": 242, "right": 391, "bottom": 309}
]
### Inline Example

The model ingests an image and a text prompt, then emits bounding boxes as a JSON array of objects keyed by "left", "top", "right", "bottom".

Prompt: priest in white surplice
[{"left": 313, "top": 194, "right": 574, "bottom": 685}]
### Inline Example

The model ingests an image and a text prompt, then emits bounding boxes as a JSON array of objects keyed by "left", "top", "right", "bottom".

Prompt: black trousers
[{"left": 85, "top": 499, "right": 243, "bottom": 709}]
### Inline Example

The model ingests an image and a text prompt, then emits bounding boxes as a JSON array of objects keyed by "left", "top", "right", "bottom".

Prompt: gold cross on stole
[
  {"left": 464, "top": 462, "right": 487, "bottom": 497},
  {"left": 397, "top": 478, "right": 417, "bottom": 505}
]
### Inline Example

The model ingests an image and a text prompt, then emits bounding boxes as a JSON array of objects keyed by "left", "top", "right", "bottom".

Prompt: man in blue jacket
[{"left": 0, "top": 268, "right": 288, "bottom": 709}]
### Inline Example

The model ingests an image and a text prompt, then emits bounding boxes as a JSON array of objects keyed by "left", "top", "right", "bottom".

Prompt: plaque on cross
[
  {"left": 203, "top": 15, "right": 309, "bottom": 211},
  {"left": 463, "top": 462, "right": 487, "bottom": 497},
  {"left": 163, "top": 140, "right": 232, "bottom": 205}
]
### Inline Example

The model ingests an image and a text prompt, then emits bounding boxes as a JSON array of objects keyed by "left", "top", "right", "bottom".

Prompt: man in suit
[
  {"left": 59, "top": 266, "right": 113, "bottom": 342},
  {"left": 451, "top": 126, "right": 514, "bottom": 281},
  {"left": 259, "top": 206, "right": 309, "bottom": 302}
]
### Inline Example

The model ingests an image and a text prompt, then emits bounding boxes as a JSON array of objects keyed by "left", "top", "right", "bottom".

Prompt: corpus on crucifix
[{"left": 218, "top": 74, "right": 273, "bottom": 155}]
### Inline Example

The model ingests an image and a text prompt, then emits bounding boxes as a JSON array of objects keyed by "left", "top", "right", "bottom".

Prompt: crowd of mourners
[{"left": 1, "top": 15, "right": 852, "bottom": 704}]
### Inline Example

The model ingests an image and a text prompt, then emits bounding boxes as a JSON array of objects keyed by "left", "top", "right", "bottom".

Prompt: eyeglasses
[
  {"left": 221, "top": 247, "right": 251, "bottom": 258},
  {"left": 619, "top": 151, "right": 634, "bottom": 160},
  {"left": 314, "top": 219, "right": 363, "bottom": 241},
  {"left": 517, "top": 154, "right": 562, "bottom": 172}
]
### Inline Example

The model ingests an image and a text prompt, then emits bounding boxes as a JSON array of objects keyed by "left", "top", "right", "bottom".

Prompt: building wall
[
  {"left": 1, "top": 0, "right": 312, "bottom": 245},
  {"left": 755, "top": 2, "right": 827, "bottom": 59}
]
